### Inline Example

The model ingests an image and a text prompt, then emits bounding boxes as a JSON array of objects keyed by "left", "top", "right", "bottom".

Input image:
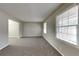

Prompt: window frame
[
  {"left": 43, "top": 22, "right": 47, "bottom": 34},
  {"left": 56, "top": 4, "right": 79, "bottom": 47}
]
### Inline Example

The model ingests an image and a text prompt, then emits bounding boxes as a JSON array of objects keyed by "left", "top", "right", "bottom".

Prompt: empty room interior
[{"left": 0, "top": 3, "right": 79, "bottom": 56}]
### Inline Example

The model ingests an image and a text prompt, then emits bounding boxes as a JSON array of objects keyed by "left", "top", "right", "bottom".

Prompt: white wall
[
  {"left": 22, "top": 22, "right": 42, "bottom": 37},
  {"left": 42, "top": 4, "right": 79, "bottom": 56},
  {"left": 0, "top": 9, "right": 9, "bottom": 50},
  {"left": 19, "top": 22, "right": 23, "bottom": 38},
  {"left": 0, "top": 8, "right": 23, "bottom": 50}
]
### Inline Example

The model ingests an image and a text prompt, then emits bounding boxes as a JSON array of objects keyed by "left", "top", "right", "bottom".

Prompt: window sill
[{"left": 57, "top": 38, "right": 79, "bottom": 50}]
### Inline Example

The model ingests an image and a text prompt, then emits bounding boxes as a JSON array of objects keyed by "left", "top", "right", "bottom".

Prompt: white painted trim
[
  {"left": 8, "top": 36, "right": 19, "bottom": 37},
  {"left": 43, "top": 35, "right": 64, "bottom": 56},
  {"left": 0, "top": 43, "right": 9, "bottom": 50},
  {"left": 8, "top": 36, "right": 20, "bottom": 38},
  {"left": 57, "top": 38, "right": 79, "bottom": 50}
]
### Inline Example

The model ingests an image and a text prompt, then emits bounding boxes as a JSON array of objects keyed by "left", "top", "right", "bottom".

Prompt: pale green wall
[
  {"left": 42, "top": 3, "right": 79, "bottom": 56},
  {"left": 22, "top": 22, "right": 42, "bottom": 37},
  {"left": 0, "top": 8, "right": 9, "bottom": 50}
]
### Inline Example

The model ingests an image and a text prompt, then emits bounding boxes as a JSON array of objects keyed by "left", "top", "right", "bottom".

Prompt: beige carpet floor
[{"left": 0, "top": 37, "right": 61, "bottom": 56}]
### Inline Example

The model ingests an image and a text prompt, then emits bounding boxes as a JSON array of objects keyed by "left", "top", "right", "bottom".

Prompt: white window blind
[{"left": 56, "top": 5, "right": 78, "bottom": 45}]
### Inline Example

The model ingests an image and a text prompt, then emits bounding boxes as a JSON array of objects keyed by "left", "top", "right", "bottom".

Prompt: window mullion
[{"left": 56, "top": 5, "right": 78, "bottom": 45}]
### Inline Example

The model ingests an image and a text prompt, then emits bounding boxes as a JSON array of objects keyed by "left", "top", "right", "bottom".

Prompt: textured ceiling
[{"left": 0, "top": 3, "right": 61, "bottom": 22}]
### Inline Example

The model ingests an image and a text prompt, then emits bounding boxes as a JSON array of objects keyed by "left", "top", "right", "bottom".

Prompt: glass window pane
[
  {"left": 56, "top": 5, "right": 78, "bottom": 45},
  {"left": 62, "top": 10, "right": 68, "bottom": 18},
  {"left": 69, "top": 16, "right": 78, "bottom": 25},
  {"left": 68, "top": 26, "right": 77, "bottom": 35},
  {"left": 62, "top": 33, "right": 67, "bottom": 40},
  {"left": 56, "top": 15, "right": 63, "bottom": 26},
  {"left": 68, "top": 35, "right": 77, "bottom": 43},
  {"left": 56, "top": 33, "right": 59, "bottom": 38},
  {"left": 59, "top": 33, "right": 63, "bottom": 39},
  {"left": 57, "top": 32, "right": 61, "bottom": 39},
  {"left": 61, "top": 27, "right": 68, "bottom": 34},
  {"left": 59, "top": 28, "right": 62, "bottom": 33},
  {"left": 59, "top": 20, "right": 62, "bottom": 26},
  {"left": 62, "top": 18, "right": 68, "bottom": 26}
]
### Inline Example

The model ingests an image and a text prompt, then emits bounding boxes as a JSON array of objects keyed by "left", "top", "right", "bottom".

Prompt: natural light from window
[
  {"left": 44, "top": 22, "right": 47, "bottom": 34},
  {"left": 8, "top": 19, "right": 20, "bottom": 38},
  {"left": 56, "top": 5, "right": 78, "bottom": 45}
]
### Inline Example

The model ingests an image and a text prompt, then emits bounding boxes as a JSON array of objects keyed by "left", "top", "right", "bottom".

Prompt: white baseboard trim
[
  {"left": 43, "top": 36, "right": 64, "bottom": 56},
  {"left": 8, "top": 37, "right": 20, "bottom": 39},
  {"left": 0, "top": 43, "right": 9, "bottom": 50},
  {"left": 9, "top": 36, "right": 19, "bottom": 37},
  {"left": 21, "top": 36, "right": 42, "bottom": 38}
]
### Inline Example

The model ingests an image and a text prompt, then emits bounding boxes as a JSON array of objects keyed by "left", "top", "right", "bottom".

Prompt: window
[
  {"left": 43, "top": 22, "right": 47, "bottom": 34},
  {"left": 56, "top": 5, "right": 78, "bottom": 45},
  {"left": 8, "top": 19, "right": 20, "bottom": 37}
]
